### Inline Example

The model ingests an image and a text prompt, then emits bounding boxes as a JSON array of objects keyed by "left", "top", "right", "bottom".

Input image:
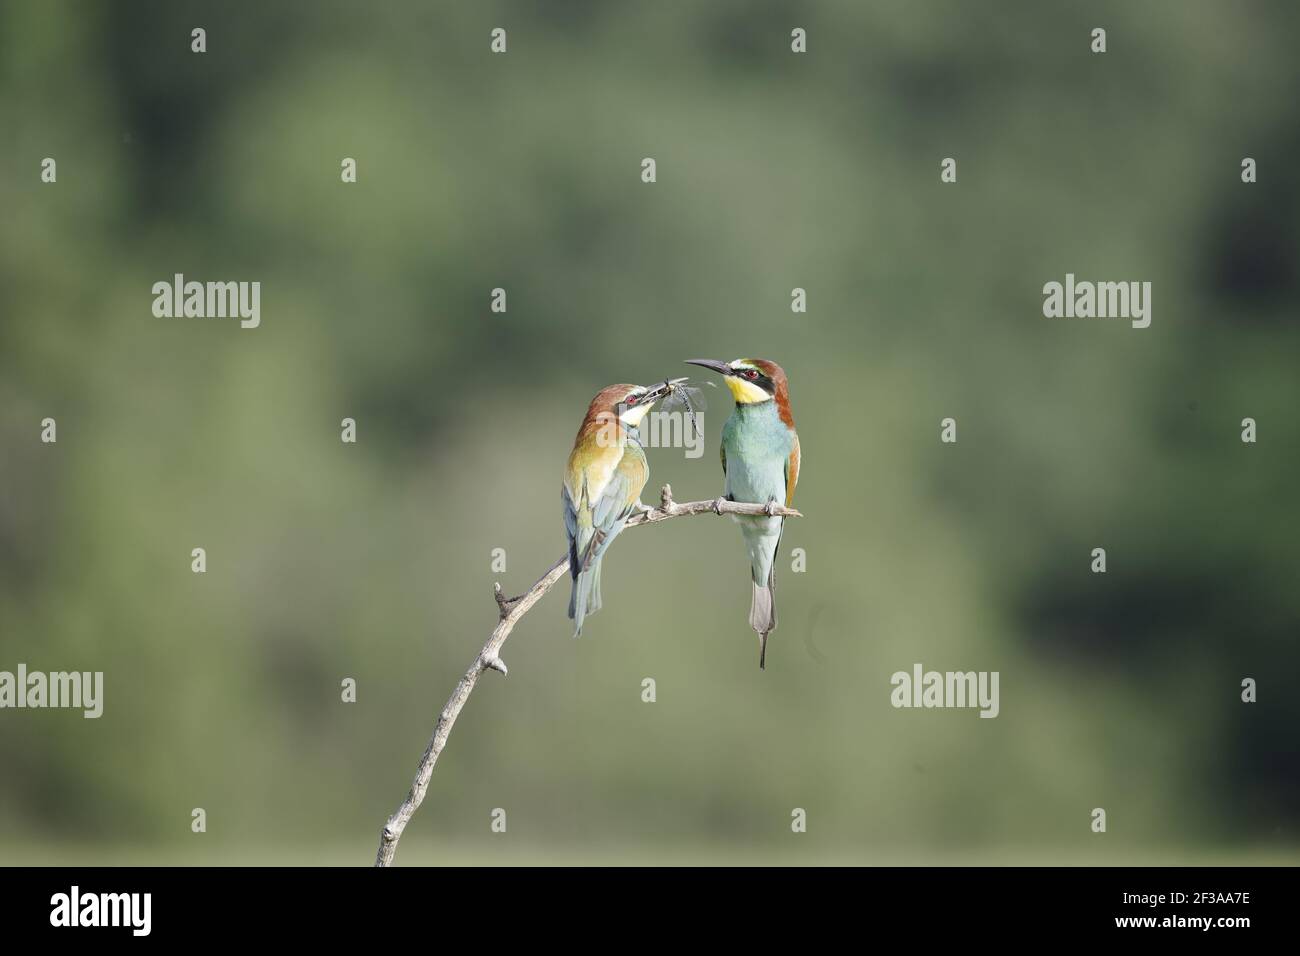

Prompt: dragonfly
[{"left": 657, "top": 377, "right": 715, "bottom": 441}]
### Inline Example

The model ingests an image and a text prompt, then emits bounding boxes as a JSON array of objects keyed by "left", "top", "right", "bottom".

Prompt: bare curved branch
[{"left": 374, "top": 484, "right": 803, "bottom": 866}]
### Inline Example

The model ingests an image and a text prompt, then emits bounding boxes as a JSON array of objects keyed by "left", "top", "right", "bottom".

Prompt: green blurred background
[{"left": 1, "top": 0, "right": 1297, "bottom": 865}]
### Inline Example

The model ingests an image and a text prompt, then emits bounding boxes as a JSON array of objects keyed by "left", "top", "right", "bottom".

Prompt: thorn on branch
[
  {"left": 660, "top": 484, "right": 676, "bottom": 512},
  {"left": 482, "top": 654, "right": 508, "bottom": 676},
  {"left": 493, "top": 582, "right": 515, "bottom": 618}
]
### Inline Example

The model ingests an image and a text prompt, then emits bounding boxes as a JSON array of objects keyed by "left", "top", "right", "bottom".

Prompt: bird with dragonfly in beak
[{"left": 563, "top": 377, "right": 687, "bottom": 636}]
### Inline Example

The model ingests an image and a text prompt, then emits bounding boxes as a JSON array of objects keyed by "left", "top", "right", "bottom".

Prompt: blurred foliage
[{"left": 1, "top": 0, "right": 1297, "bottom": 863}]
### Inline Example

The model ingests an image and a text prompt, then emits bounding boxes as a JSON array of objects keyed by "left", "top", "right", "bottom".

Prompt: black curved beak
[{"left": 683, "top": 358, "right": 733, "bottom": 376}]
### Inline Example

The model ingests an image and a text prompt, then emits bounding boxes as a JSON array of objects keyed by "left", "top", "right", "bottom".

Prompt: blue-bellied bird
[
  {"left": 563, "top": 379, "right": 682, "bottom": 637},
  {"left": 683, "top": 358, "right": 800, "bottom": 669}
]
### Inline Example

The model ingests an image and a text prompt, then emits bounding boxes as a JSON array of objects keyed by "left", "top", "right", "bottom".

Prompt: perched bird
[
  {"left": 563, "top": 379, "right": 681, "bottom": 636},
  {"left": 683, "top": 358, "right": 800, "bottom": 669}
]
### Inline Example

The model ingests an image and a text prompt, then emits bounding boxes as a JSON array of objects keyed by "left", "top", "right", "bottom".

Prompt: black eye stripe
[{"left": 734, "top": 368, "right": 773, "bottom": 390}]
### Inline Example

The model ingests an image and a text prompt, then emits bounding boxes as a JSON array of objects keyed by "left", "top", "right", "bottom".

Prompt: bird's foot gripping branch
[{"left": 374, "top": 483, "right": 802, "bottom": 867}]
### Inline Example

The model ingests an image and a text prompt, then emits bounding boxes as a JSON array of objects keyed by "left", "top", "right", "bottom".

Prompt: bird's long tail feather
[
  {"left": 569, "top": 555, "right": 603, "bottom": 637},
  {"left": 746, "top": 519, "right": 781, "bottom": 669},
  {"left": 749, "top": 573, "right": 776, "bottom": 669}
]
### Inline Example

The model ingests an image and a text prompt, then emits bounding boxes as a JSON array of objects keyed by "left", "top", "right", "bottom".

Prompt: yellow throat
[{"left": 724, "top": 376, "right": 772, "bottom": 405}]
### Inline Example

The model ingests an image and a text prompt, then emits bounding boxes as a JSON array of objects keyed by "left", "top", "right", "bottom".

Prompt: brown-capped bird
[{"left": 562, "top": 380, "right": 680, "bottom": 636}]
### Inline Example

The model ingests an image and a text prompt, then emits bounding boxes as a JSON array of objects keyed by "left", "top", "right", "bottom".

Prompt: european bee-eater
[
  {"left": 683, "top": 358, "right": 800, "bottom": 669},
  {"left": 563, "top": 380, "right": 681, "bottom": 637}
]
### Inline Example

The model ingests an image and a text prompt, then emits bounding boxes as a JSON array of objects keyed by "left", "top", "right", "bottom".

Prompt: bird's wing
[
  {"left": 562, "top": 480, "right": 580, "bottom": 539},
  {"left": 720, "top": 441, "right": 727, "bottom": 478},
  {"left": 785, "top": 433, "right": 800, "bottom": 507},
  {"left": 565, "top": 425, "right": 647, "bottom": 570},
  {"left": 592, "top": 442, "right": 647, "bottom": 529},
  {"left": 562, "top": 478, "right": 576, "bottom": 521},
  {"left": 566, "top": 437, "right": 619, "bottom": 577},
  {"left": 562, "top": 478, "right": 586, "bottom": 579}
]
